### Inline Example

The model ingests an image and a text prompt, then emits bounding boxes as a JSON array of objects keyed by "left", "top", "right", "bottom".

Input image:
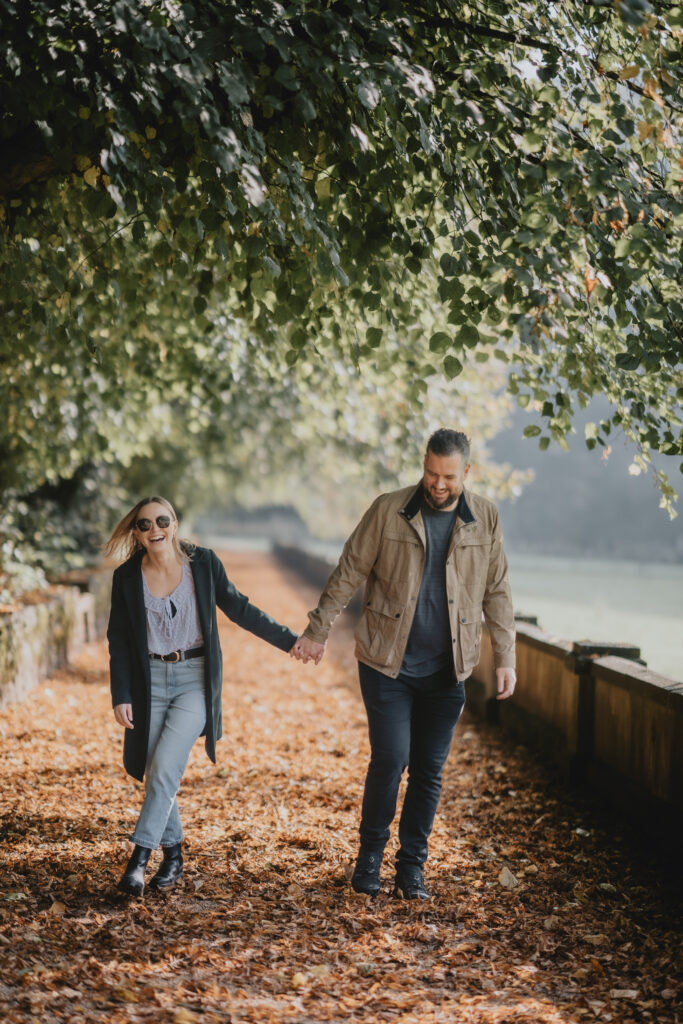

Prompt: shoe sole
[
  {"left": 393, "top": 885, "right": 430, "bottom": 901},
  {"left": 117, "top": 882, "right": 144, "bottom": 897},
  {"left": 149, "top": 873, "right": 184, "bottom": 892},
  {"left": 351, "top": 884, "right": 380, "bottom": 897}
]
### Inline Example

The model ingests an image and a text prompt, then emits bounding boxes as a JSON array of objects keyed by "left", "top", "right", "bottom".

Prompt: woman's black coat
[{"left": 107, "top": 545, "right": 297, "bottom": 781}]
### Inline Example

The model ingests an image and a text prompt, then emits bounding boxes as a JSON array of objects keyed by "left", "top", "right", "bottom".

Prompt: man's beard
[{"left": 423, "top": 484, "right": 459, "bottom": 510}]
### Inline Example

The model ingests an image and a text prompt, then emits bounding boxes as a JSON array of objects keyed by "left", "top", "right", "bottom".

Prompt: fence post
[{"left": 568, "top": 640, "right": 643, "bottom": 783}]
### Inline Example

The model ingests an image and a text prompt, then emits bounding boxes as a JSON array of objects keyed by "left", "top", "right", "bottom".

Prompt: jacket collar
[{"left": 399, "top": 482, "right": 475, "bottom": 524}]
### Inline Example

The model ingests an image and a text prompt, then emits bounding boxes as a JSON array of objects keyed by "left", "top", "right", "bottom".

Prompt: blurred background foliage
[{"left": 0, "top": 0, "right": 681, "bottom": 596}]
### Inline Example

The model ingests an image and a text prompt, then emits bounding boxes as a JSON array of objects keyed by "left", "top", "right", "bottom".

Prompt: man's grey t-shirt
[{"left": 400, "top": 497, "right": 459, "bottom": 679}]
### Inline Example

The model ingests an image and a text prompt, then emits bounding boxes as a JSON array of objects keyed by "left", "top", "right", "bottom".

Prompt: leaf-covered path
[{"left": 0, "top": 552, "right": 679, "bottom": 1024}]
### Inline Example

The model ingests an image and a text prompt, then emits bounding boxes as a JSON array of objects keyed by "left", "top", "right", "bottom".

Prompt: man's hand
[
  {"left": 290, "top": 636, "right": 326, "bottom": 665},
  {"left": 114, "top": 703, "right": 134, "bottom": 728},
  {"left": 495, "top": 667, "right": 517, "bottom": 700}
]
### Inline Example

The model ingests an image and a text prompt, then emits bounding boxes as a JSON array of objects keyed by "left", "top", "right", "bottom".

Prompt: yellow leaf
[
  {"left": 78, "top": 106, "right": 90, "bottom": 119},
  {"left": 310, "top": 965, "right": 331, "bottom": 978},
  {"left": 111, "top": 985, "right": 137, "bottom": 1003},
  {"left": 638, "top": 121, "right": 654, "bottom": 141},
  {"left": 74, "top": 154, "right": 91, "bottom": 172},
  {"left": 315, "top": 175, "right": 331, "bottom": 201},
  {"left": 145, "top": 125, "right": 157, "bottom": 140},
  {"left": 48, "top": 900, "right": 66, "bottom": 916},
  {"left": 173, "top": 1011, "right": 198, "bottom": 1024},
  {"left": 291, "top": 972, "right": 306, "bottom": 989},
  {"left": 84, "top": 166, "right": 100, "bottom": 188},
  {"left": 618, "top": 65, "right": 640, "bottom": 80},
  {"left": 643, "top": 79, "right": 665, "bottom": 109}
]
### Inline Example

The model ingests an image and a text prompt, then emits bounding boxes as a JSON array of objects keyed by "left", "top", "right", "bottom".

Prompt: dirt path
[{"left": 0, "top": 551, "right": 679, "bottom": 1024}]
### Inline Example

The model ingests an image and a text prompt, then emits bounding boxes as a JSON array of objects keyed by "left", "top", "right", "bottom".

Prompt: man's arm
[
  {"left": 294, "top": 496, "right": 384, "bottom": 663},
  {"left": 482, "top": 508, "right": 517, "bottom": 699}
]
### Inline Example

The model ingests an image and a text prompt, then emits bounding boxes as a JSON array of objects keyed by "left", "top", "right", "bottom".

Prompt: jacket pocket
[
  {"left": 356, "top": 592, "right": 405, "bottom": 661},
  {"left": 457, "top": 604, "right": 483, "bottom": 666}
]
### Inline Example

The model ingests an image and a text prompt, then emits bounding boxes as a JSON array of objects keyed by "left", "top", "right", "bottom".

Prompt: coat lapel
[
  {"left": 190, "top": 547, "right": 212, "bottom": 645},
  {"left": 121, "top": 551, "right": 149, "bottom": 669}
]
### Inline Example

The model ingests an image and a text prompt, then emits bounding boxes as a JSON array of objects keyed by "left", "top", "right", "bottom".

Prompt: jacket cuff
[
  {"left": 493, "top": 655, "right": 516, "bottom": 670},
  {"left": 303, "top": 625, "right": 328, "bottom": 645}
]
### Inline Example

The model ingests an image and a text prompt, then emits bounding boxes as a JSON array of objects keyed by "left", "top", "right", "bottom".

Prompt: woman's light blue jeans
[{"left": 130, "top": 657, "right": 206, "bottom": 850}]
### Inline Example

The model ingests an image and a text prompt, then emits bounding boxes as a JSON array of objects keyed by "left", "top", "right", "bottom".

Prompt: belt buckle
[{"left": 163, "top": 651, "right": 181, "bottom": 663}]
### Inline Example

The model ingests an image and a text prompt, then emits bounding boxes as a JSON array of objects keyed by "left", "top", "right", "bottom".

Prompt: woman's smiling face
[{"left": 133, "top": 501, "right": 177, "bottom": 554}]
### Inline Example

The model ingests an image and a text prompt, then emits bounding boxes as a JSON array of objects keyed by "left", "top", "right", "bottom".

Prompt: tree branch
[{"left": 419, "top": 7, "right": 558, "bottom": 53}]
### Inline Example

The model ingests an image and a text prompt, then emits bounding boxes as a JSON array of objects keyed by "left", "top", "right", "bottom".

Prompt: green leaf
[
  {"left": 444, "top": 355, "right": 463, "bottom": 379},
  {"left": 457, "top": 324, "right": 480, "bottom": 348},
  {"left": 333, "top": 265, "right": 350, "bottom": 287},
  {"left": 262, "top": 255, "right": 281, "bottom": 277},
  {"left": 520, "top": 131, "right": 545, "bottom": 154},
  {"left": 615, "top": 351, "right": 641, "bottom": 371},
  {"left": 429, "top": 331, "right": 450, "bottom": 352},
  {"left": 358, "top": 81, "right": 380, "bottom": 110},
  {"left": 523, "top": 424, "right": 542, "bottom": 437}
]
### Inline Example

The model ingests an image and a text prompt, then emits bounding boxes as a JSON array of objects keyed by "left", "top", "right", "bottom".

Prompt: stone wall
[{"left": 0, "top": 569, "right": 112, "bottom": 710}]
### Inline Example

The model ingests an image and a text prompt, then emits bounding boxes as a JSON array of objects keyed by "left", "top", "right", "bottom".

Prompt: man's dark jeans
[{"left": 358, "top": 661, "right": 466, "bottom": 867}]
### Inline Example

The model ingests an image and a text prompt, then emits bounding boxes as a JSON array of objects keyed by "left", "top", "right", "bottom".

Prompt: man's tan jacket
[{"left": 304, "top": 483, "right": 516, "bottom": 680}]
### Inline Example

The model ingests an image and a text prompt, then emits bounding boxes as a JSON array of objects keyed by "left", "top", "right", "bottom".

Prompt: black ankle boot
[
  {"left": 117, "top": 844, "right": 152, "bottom": 896},
  {"left": 393, "top": 863, "right": 430, "bottom": 901},
  {"left": 351, "top": 847, "right": 383, "bottom": 897},
  {"left": 148, "top": 843, "right": 184, "bottom": 892}
]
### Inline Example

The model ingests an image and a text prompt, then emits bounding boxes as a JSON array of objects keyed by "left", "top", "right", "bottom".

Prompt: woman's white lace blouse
[{"left": 142, "top": 562, "right": 204, "bottom": 655}]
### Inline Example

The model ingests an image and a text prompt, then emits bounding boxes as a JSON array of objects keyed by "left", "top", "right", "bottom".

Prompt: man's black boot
[
  {"left": 393, "top": 863, "right": 430, "bottom": 901},
  {"left": 351, "top": 848, "right": 383, "bottom": 897},
  {"left": 148, "top": 843, "right": 184, "bottom": 892},
  {"left": 117, "top": 844, "right": 152, "bottom": 896}
]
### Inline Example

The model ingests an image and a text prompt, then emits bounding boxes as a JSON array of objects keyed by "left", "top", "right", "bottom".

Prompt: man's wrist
[{"left": 302, "top": 628, "right": 327, "bottom": 645}]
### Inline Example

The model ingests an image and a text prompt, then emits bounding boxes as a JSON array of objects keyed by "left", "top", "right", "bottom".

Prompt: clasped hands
[{"left": 290, "top": 635, "right": 325, "bottom": 665}]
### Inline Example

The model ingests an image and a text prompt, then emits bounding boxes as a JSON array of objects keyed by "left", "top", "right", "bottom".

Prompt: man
[{"left": 292, "top": 429, "right": 517, "bottom": 900}]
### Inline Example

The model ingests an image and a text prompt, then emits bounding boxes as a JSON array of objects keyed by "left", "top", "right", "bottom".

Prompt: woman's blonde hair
[{"left": 102, "top": 496, "right": 190, "bottom": 562}]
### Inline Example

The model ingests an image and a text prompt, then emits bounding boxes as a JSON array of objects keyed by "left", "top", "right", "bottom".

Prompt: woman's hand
[
  {"left": 290, "top": 635, "right": 326, "bottom": 665},
  {"left": 114, "top": 703, "right": 134, "bottom": 729}
]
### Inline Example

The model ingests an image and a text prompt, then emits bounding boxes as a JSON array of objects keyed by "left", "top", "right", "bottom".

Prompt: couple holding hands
[{"left": 107, "top": 429, "right": 517, "bottom": 901}]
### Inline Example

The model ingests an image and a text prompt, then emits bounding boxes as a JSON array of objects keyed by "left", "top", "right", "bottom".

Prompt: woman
[{"left": 105, "top": 496, "right": 297, "bottom": 896}]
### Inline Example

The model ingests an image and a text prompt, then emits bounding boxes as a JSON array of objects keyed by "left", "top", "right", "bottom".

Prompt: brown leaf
[{"left": 498, "top": 866, "right": 519, "bottom": 889}]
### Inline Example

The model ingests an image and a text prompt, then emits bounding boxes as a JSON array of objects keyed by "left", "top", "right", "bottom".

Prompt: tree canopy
[{"left": 1, "top": 0, "right": 682, "bottom": 585}]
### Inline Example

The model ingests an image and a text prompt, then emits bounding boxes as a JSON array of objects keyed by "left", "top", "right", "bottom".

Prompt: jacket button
[
  {"left": 460, "top": 616, "right": 466, "bottom": 623},
  {"left": 395, "top": 613, "right": 400, "bottom": 618},
  {"left": 449, "top": 599, "right": 454, "bottom": 604}
]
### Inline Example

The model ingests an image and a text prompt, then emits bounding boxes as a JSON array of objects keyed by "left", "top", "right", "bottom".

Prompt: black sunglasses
[{"left": 135, "top": 515, "right": 172, "bottom": 532}]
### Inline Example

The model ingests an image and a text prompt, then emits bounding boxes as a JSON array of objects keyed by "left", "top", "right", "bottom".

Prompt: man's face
[{"left": 422, "top": 450, "right": 470, "bottom": 510}]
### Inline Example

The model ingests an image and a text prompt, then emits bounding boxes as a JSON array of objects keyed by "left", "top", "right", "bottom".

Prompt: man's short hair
[{"left": 426, "top": 428, "right": 470, "bottom": 462}]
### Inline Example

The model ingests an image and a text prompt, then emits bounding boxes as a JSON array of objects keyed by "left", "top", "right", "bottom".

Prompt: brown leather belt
[{"left": 149, "top": 646, "right": 205, "bottom": 663}]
